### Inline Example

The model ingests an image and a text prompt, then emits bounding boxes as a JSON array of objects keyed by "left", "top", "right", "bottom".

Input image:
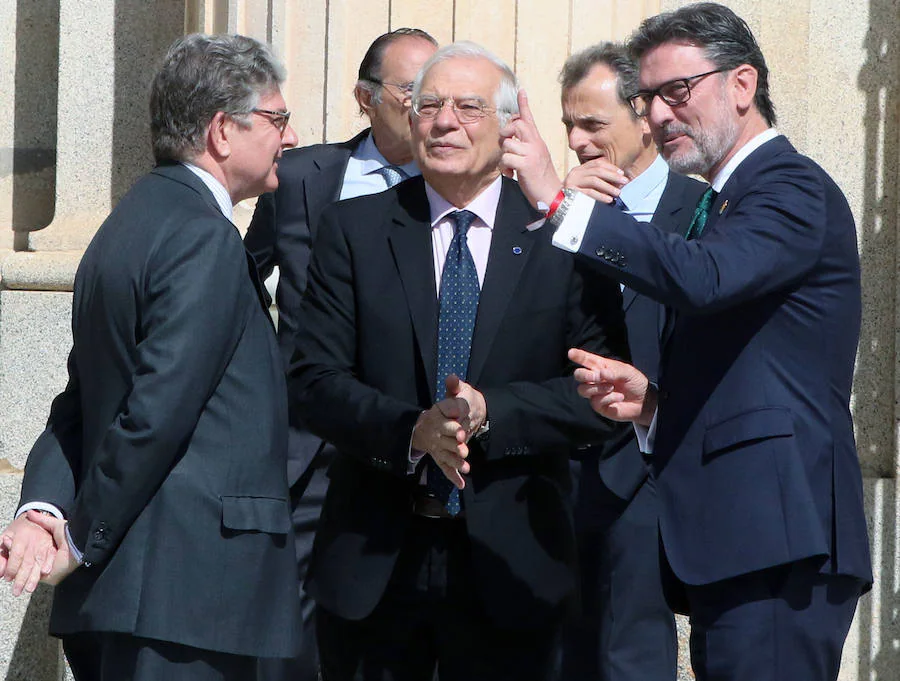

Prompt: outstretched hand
[
  {"left": 500, "top": 89, "right": 563, "bottom": 208},
  {"left": 568, "top": 348, "right": 656, "bottom": 425}
]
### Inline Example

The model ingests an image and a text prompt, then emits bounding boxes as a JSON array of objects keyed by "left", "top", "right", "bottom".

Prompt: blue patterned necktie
[
  {"left": 684, "top": 187, "right": 717, "bottom": 240},
  {"left": 425, "top": 210, "right": 479, "bottom": 516},
  {"left": 377, "top": 165, "right": 406, "bottom": 188}
]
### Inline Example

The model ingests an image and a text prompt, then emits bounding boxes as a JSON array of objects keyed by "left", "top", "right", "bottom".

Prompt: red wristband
[{"left": 545, "top": 189, "right": 567, "bottom": 218}]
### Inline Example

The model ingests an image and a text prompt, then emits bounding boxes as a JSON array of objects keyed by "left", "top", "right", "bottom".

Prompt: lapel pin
[
  {"left": 512, "top": 246, "right": 523, "bottom": 255},
  {"left": 719, "top": 199, "right": 728, "bottom": 215}
]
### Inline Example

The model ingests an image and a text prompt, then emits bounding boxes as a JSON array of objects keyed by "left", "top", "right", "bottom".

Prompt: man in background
[
  {"left": 244, "top": 27, "right": 438, "bottom": 681},
  {"left": 0, "top": 33, "right": 301, "bottom": 681},
  {"left": 556, "top": 42, "right": 705, "bottom": 681}
]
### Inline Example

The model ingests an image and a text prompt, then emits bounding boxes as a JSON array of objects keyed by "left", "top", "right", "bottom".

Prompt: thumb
[
  {"left": 445, "top": 373, "right": 461, "bottom": 396},
  {"left": 26, "top": 511, "right": 66, "bottom": 546}
]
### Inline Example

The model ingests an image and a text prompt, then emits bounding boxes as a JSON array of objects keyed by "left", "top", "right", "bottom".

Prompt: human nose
[
  {"left": 568, "top": 127, "right": 589, "bottom": 153},
  {"left": 433, "top": 100, "right": 460, "bottom": 129},
  {"left": 281, "top": 122, "right": 299, "bottom": 148}
]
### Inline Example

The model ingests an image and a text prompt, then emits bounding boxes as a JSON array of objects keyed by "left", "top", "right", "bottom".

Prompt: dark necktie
[
  {"left": 425, "top": 210, "right": 479, "bottom": 516},
  {"left": 613, "top": 196, "right": 628, "bottom": 211},
  {"left": 684, "top": 187, "right": 717, "bottom": 240},
  {"left": 377, "top": 165, "right": 406, "bottom": 188}
]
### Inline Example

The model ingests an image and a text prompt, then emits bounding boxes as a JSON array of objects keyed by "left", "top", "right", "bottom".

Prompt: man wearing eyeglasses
[
  {"left": 555, "top": 42, "right": 706, "bottom": 681},
  {"left": 289, "top": 41, "right": 629, "bottom": 681},
  {"left": 502, "top": 4, "right": 872, "bottom": 681},
  {"left": 244, "top": 27, "right": 437, "bottom": 681},
  {"left": 0, "top": 34, "right": 301, "bottom": 680}
]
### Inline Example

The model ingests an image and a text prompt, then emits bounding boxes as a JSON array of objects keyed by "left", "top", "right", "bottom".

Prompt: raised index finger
[{"left": 517, "top": 89, "right": 536, "bottom": 125}]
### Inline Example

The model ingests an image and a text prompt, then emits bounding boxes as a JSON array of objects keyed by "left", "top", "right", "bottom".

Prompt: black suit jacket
[
  {"left": 585, "top": 170, "right": 707, "bottom": 501},
  {"left": 19, "top": 164, "right": 301, "bottom": 657},
  {"left": 574, "top": 136, "right": 872, "bottom": 587},
  {"left": 290, "top": 177, "right": 630, "bottom": 628},
  {"left": 245, "top": 130, "right": 368, "bottom": 486}
]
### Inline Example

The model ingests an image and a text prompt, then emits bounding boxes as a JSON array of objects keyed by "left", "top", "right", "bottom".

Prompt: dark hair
[
  {"left": 559, "top": 42, "right": 640, "bottom": 119},
  {"left": 628, "top": 2, "right": 776, "bottom": 125},
  {"left": 357, "top": 28, "right": 438, "bottom": 104},
  {"left": 150, "top": 33, "right": 285, "bottom": 163}
]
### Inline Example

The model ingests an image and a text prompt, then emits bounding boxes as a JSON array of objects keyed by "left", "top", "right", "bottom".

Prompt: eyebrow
[{"left": 562, "top": 114, "right": 608, "bottom": 125}]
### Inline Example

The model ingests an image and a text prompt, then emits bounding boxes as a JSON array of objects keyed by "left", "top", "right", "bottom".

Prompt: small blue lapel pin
[{"left": 512, "top": 246, "right": 522, "bottom": 255}]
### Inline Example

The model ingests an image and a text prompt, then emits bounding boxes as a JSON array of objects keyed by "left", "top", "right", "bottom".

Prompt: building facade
[{"left": 0, "top": 0, "right": 897, "bottom": 678}]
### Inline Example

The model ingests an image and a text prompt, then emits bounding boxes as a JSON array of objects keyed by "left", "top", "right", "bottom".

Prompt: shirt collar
[
  {"left": 424, "top": 175, "right": 503, "bottom": 230},
  {"left": 182, "top": 162, "right": 233, "bottom": 220},
  {"left": 711, "top": 128, "right": 781, "bottom": 192},
  {"left": 619, "top": 154, "right": 669, "bottom": 209},
  {"left": 353, "top": 131, "right": 420, "bottom": 178}
]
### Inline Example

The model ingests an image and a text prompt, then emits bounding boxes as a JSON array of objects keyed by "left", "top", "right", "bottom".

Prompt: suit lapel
[
  {"left": 467, "top": 179, "right": 542, "bottom": 384},
  {"left": 388, "top": 180, "right": 440, "bottom": 397},
  {"left": 304, "top": 155, "right": 351, "bottom": 245}
]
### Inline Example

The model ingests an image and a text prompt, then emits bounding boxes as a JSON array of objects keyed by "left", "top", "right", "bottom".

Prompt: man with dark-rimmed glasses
[{"left": 501, "top": 3, "right": 871, "bottom": 680}]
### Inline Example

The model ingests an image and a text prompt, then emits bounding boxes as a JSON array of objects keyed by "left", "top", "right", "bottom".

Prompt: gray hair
[
  {"left": 356, "top": 28, "right": 438, "bottom": 107},
  {"left": 628, "top": 2, "right": 776, "bottom": 126},
  {"left": 411, "top": 41, "right": 519, "bottom": 126},
  {"left": 559, "top": 42, "right": 640, "bottom": 120},
  {"left": 150, "top": 33, "right": 286, "bottom": 163}
]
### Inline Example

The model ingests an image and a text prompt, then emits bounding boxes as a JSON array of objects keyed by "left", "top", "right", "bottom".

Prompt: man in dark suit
[
  {"left": 555, "top": 42, "right": 705, "bottom": 681},
  {"left": 502, "top": 4, "right": 872, "bottom": 681},
  {"left": 243, "top": 28, "right": 437, "bottom": 681},
  {"left": 0, "top": 34, "right": 301, "bottom": 681},
  {"left": 290, "top": 41, "right": 629, "bottom": 681}
]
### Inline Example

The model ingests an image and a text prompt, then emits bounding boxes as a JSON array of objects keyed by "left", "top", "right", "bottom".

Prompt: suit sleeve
[
  {"left": 288, "top": 208, "right": 421, "bottom": 477},
  {"left": 65, "top": 218, "right": 254, "bottom": 565},
  {"left": 478, "top": 262, "right": 631, "bottom": 461},
  {"left": 575, "top": 154, "right": 827, "bottom": 314},
  {"left": 18, "top": 348, "right": 81, "bottom": 514}
]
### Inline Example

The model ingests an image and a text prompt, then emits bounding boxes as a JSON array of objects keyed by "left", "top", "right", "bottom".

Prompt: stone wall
[{"left": 0, "top": 0, "right": 896, "bottom": 678}]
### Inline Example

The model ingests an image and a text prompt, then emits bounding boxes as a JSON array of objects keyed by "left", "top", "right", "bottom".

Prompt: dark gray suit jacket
[
  {"left": 244, "top": 130, "right": 368, "bottom": 486},
  {"left": 19, "top": 163, "right": 301, "bottom": 657}
]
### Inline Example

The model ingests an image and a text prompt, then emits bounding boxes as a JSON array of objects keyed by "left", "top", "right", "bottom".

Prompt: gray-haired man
[{"left": 0, "top": 33, "right": 300, "bottom": 681}]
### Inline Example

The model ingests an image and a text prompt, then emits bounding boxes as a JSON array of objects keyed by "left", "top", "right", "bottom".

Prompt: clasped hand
[
  {"left": 0, "top": 510, "right": 80, "bottom": 595},
  {"left": 411, "top": 374, "right": 486, "bottom": 490}
]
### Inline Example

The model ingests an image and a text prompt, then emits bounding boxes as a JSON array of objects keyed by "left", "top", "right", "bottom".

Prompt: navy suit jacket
[
  {"left": 245, "top": 130, "right": 368, "bottom": 485},
  {"left": 19, "top": 164, "right": 301, "bottom": 656},
  {"left": 290, "top": 177, "right": 630, "bottom": 628},
  {"left": 584, "top": 170, "right": 706, "bottom": 501},
  {"left": 572, "top": 135, "right": 872, "bottom": 587}
]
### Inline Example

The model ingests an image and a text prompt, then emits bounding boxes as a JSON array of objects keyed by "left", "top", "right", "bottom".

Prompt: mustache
[{"left": 658, "top": 122, "right": 695, "bottom": 141}]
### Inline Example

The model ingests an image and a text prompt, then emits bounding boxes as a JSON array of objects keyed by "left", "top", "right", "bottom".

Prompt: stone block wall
[{"left": 0, "top": 0, "right": 897, "bottom": 678}]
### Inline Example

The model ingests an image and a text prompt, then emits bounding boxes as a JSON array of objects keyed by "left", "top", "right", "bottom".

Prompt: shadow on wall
[
  {"left": 853, "top": 0, "right": 900, "bottom": 677},
  {"left": 9, "top": 0, "right": 185, "bottom": 250},
  {"left": 7, "top": 586, "right": 63, "bottom": 681},
  {"left": 11, "top": 0, "right": 59, "bottom": 250},
  {"left": 110, "top": 1, "right": 185, "bottom": 207}
]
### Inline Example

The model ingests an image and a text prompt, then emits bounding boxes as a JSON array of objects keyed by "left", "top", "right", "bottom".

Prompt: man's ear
[
  {"left": 207, "top": 111, "right": 231, "bottom": 159},
  {"left": 355, "top": 84, "right": 376, "bottom": 118},
  {"left": 731, "top": 64, "right": 759, "bottom": 113}
]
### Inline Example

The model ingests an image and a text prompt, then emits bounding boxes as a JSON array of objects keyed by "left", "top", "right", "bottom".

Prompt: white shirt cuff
[
  {"left": 15, "top": 502, "right": 64, "bottom": 519},
  {"left": 550, "top": 192, "right": 597, "bottom": 253},
  {"left": 65, "top": 525, "right": 84, "bottom": 565},
  {"left": 633, "top": 407, "right": 658, "bottom": 454}
]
